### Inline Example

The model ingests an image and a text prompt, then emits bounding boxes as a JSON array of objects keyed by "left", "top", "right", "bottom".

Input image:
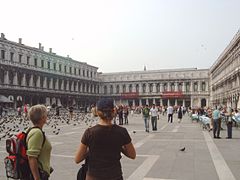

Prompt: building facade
[
  {"left": 209, "top": 30, "right": 240, "bottom": 109},
  {"left": 100, "top": 68, "right": 210, "bottom": 108},
  {"left": 3, "top": 30, "right": 240, "bottom": 109},
  {"left": 0, "top": 33, "right": 100, "bottom": 108}
]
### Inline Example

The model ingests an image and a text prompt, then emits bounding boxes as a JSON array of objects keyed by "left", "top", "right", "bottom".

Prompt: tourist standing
[
  {"left": 167, "top": 105, "right": 174, "bottom": 123},
  {"left": 150, "top": 104, "right": 158, "bottom": 131},
  {"left": 226, "top": 107, "right": 233, "bottom": 139},
  {"left": 75, "top": 98, "right": 136, "bottom": 180},
  {"left": 142, "top": 105, "right": 150, "bottom": 132},
  {"left": 212, "top": 106, "right": 221, "bottom": 138},
  {"left": 177, "top": 105, "right": 183, "bottom": 123}
]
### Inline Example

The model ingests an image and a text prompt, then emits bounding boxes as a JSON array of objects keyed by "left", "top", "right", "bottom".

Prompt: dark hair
[{"left": 97, "top": 109, "right": 114, "bottom": 121}]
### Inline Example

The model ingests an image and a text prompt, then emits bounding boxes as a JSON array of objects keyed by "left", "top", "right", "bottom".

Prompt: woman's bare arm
[
  {"left": 28, "top": 156, "right": 41, "bottom": 180},
  {"left": 122, "top": 142, "right": 136, "bottom": 159},
  {"left": 75, "top": 143, "right": 88, "bottom": 164}
]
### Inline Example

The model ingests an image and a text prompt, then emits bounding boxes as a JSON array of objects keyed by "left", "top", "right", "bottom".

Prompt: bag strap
[{"left": 25, "top": 127, "right": 46, "bottom": 148}]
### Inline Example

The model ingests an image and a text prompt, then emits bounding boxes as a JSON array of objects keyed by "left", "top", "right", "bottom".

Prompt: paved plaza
[{"left": 1, "top": 114, "right": 240, "bottom": 180}]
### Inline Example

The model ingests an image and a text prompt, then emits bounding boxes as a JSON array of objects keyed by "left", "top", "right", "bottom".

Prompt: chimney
[
  {"left": 41, "top": 46, "right": 44, "bottom": 51},
  {"left": 19, "top": 38, "right": 22, "bottom": 44},
  {"left": 49, "top": 48, "right": 52, "bottom": 53},
  {"left": 1, "top": 33, "right": 5, "bottom": 39},
  {"left": 39, "top": 43, "right": 41, "bottom": 49},
  {"left": 67, "top": 55, "right": 69, "bottom": 58}
]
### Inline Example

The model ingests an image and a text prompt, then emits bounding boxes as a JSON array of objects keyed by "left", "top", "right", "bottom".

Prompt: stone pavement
[{"left": 1, "top": 114, "right": 240, "bottom": 180}]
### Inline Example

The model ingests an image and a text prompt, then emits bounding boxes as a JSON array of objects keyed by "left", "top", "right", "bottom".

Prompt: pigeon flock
[{"left": 0, "top": 109, "right": 98, "bottom": 141}]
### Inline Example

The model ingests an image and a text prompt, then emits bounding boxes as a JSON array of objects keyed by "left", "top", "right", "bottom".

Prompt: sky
[{"left": 1, "top": 0, "right": 240, "bottom": 73}]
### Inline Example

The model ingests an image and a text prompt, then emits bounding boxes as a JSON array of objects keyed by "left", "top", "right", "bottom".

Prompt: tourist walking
[
  {"left": 142, "top": 105, "right": 150, "bottom": 132},
  {"left": 150, "top": 104, "right": 158, "bottom": 131},
  {"left": 75, "top": 98, "right": 136, "bottom": 180},
  {"left": 177, "top": 105, "right": 183, "bottom": 123},
  {"left": 167, "top": 105, "right": 174, "bottom": 123},
  {"left": 212, "top": 106, "right": 221, "bottom": 138},
  {"left": 118, "top": 105, "right": 123, "bottom": 125},
  {"left": 225, "top": 107, "right": 233, "bottom": 139}
]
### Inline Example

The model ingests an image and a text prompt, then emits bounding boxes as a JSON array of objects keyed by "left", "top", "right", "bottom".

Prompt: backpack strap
[{"left": 25, "top": 127, "right": 46, "bottom": 148}]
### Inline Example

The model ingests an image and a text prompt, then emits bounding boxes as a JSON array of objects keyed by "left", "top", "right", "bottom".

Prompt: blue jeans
[
  {"left": 151, "top": 116, "right": 157, "bottom": 130},
  {"left": 144, "top": 117, "right": 149, "bottom": 131}
]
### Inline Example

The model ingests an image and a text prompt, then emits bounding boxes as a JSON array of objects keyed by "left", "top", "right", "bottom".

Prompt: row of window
[
  {"left": 104, "top": 82, "right": 207, "bottom": 94},
  {"left": 0, "top": 49, "right": 96, "bottom": 78},
  {"left": 0, "top": 70, "right": 99, "bottom": 93}
]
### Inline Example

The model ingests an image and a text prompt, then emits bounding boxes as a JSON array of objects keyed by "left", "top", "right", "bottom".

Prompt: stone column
[
  {"left": 21, "top": 73, "right": 26, "bottom": 87},
  {"left": 29, "top": 74, "right": 33, "bottom": 87},
  {"left": 153, "top": 83, "right": 157, "bottom": 93},
  {"left": 75, "top": 81, "right": 79, "bottom": 92},
  {"left": 167, "top": 99, "right": 170, "bottom": 106},
  {"left": 71, "top": 81, "right": 74, "bottom": 91},
  {"left": 61, "top": 80, "right": 64, "bottom": 90},
  {"left": 198, "top": 81, "right": 201, "bottom": 92},
  {"left": 133, "top": 100, "right": 135, "bottom": 107},
  {"left": 167, "top": 82, "right": 170, "bottom": 91},
  {"left": 206, "top": 81, "right": 209, "bottom": 92},
  {"left": 4, "top": 70, "right": 9, "bottom": 84},
  {"left": 132, "top": 84, "right": 136, "bottom": 92},
  {"left": 146, "top": 83, "right": 150, "bottom": 93},
  {"left": 183, "top": 99, "right": 186, "bottom": 107},
  {"left": 36, "top": 76, "right": 40, "bottom": 88},
  {"left": 159, "top": 99, "right": 162, "bottom": 106},
  {"left": 145, "top": 99, "right": 149, "bottom": 105},
  {"left": 190, "top": 97, "right": 193, "bottom": 108},
  {"left": 160, "top": 83, "right": 163, "bottom": 92},
  {"left": 175, "top": 82, "right": 178, "bottom": 92},
  {"left": 49, "top": 78, "right": 53, "bottom": 89},
  {"left": 153, "top": 98, "right": 156, "bottom": 104},
  {"left": 139, "top": 99, "right": 142, "bottom": 106},
  {"left": 182, "top": 82, "right": 186, "bottom": 92},
  {"left": 120, "top": 84, "right": 123, "bottom": 93},
  {"left": 139, "top": 83, "right": 142, "bottom": 93},
  {"left": 66, "top": 80, "right": 69, "bottom": 91},
  {"left": 190, "top": 82, "right": 193, "bottom": 92},
  {"left": 175, "top": 99, "right": 177, "bottom": 106},
  {"left": 43, "top": 77, "right": 47, "bottom": 88},
  {"left": 55, "top": 79, "right": 59, "bottom": 90},
  {"left": 13, "top": 72, "right": 18, "bottom": 86}
]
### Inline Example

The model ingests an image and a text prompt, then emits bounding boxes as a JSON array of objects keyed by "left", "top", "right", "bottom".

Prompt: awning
[{"left": 0, "top": 95, "right": 13, "bottom": 103}]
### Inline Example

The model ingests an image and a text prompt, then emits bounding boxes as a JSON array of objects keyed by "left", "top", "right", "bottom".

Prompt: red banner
[
  {"left": 161, "top": 91, "right": 183, "bottom": 98},
  {"left": 121, "top": 92, "right": 139, "bottom": 99}
]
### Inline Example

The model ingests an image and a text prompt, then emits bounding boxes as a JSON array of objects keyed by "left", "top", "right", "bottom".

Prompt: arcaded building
[
  {"left": 2, "top": 30, "right": 240, "bottom": 109},
  {"left": 209, "top": 30, "right": 240, "bottom": 109},
  {"left": 0, "top": 33, "right": 100, "bottom": 108},
  {"left": 99, "top": 68, "right": 210, "bottom": 108}
]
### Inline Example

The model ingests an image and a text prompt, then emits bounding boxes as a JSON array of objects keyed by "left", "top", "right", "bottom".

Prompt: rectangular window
[
  {"left": 53, "top": 63, "right": 56, "bottom": 70},
  {"left": 83, "top": 70, "right": 85, "bottom": 77},
  {"left": 27, "top": 56, "right": 30, "bottom": 65},
  {"left": 47, "top": 62, "right": 50, "bottom": 69},
  {"left": 34, "top": 58, "right": 38, "bottom": 66},
  {"left": 69, "top": 67, "right": 72, "bottom": 74},
  {"left": 64, "top": 65, "right": 67, "bottom": 73},
  {"left": 41, "top": 60, "right": 44, "bottom": 68},
  {"left": 1, "top": 50, "right": 5, "bottom": 59},
  {"left": 59, "top": 64, "right": 62, "bottom": 72},
  {"left": 74, "top": 68, "right": 76, "bottom": 75},
  {"left": 19, "top": 54, "right": 22, "bottom": 63},
  {"left": 79, "top": 69, "right": 81, "bottom": 76},
  {"left": 10, "top": 52, "right": 14, "bottom": 61}
]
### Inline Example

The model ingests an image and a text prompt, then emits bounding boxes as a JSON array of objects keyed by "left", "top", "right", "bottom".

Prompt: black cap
[{"left": 97, "top": 98, "right": 114, "bottom": 111}]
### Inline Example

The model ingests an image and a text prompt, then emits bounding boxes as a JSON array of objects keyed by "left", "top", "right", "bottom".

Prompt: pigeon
[{"left": 179, "top": 147, "right": 185, "bottom": 151}]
